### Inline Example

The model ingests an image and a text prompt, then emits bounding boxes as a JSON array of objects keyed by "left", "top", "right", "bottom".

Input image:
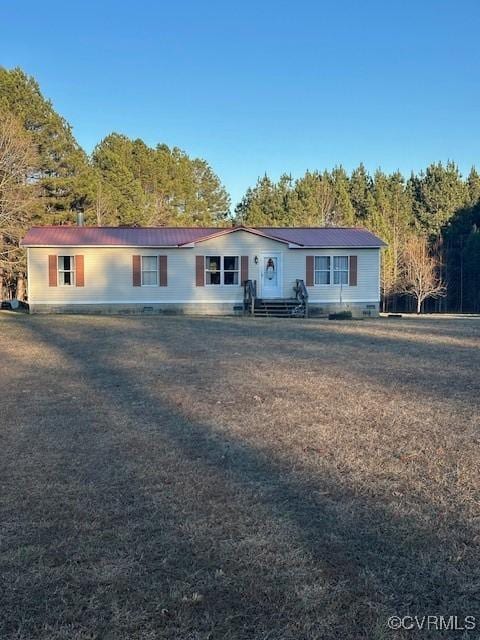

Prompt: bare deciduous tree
[
  {"left": 0, "top": 111, "right": 37, "bottom": 299},
  {"left": 399, "top": 234, "right": 446, "bottom": 314}
]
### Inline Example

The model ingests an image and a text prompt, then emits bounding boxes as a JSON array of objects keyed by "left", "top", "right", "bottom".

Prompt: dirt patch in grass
[{"left": 0, "top": 314, "right": 479, "bottom": 639}]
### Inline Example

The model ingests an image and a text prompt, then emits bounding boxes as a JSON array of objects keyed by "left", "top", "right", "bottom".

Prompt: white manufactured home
[{"left": 21, "top": 226, "right": 386, "bottom": 317}]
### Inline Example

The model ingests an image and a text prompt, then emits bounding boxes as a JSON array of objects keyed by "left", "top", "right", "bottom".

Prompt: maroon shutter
[
  {"left": 349, "top": 255, "right": 358, "bottom": 286},
  {"left": 159, "top": 255, "right": 168, "bottom": 287},
  {"left": 241, "top": 256, "right": 248, "bottom": 284},
  {"left": 196, "top": 255, "right": 204, "bottom": 286},
  {"left": 132, "top": 255, "right": 141, "bottom": 286},
  {"left": 305, "top": 255, "right": 314, "bottom": 287},
  {"left": 75, "top": 255, "right": 84, "bottom": 287},
  {"left": 48, "top": 255, "right": 57, "bottom": 287}
]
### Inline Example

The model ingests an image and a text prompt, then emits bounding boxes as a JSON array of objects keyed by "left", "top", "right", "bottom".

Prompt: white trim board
[
  {"left": 23, "top": 244, "right": 383, "bottom": 250},
  {"left": 21, "top": 244, "right": 194, "bottom": 249},
  {"left": 30, "top": 299, "right": 246, "bottom": 305},
  {"left": 30, "top": 298, "right": 380, "bottom": 305}
]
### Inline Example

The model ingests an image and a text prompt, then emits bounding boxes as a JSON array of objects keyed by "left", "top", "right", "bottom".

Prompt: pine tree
[
  {"left": 366, "top": 171, "right": 413, "bottom": 308},
  {"left": 466, "top": 167, "right": 480, "bottom": 206},
  {"left": 91, "top": 135, "right": 230, "bottom": 226},
  {"left": 331, "top": 166, "right": 355, "bottom": 225},
  {"left": 234, "top": 175, "right": 286, "bottom": 225},
  {"left": 444, "top": 201, "right": 480, "bottom": 312},
  {"left": 91, "top": 134, "right": 148, "bottom": 225},
  {"left": 349, "top": 163, "right": 371, "bottom": 220},
  {"left": 409, "top": 161, "right": 468, "bottom": 236},
  {"left": 0, "top": 67, "right": 91, "bottom": 223},
  {"left": 293, "top": 171, "right": 336, "bottom": 225}
]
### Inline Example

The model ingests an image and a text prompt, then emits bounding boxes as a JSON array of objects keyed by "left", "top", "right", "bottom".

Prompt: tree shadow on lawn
[
  {"left": 25, "top": 313, "right": 478, "bottom": 407},
  {"left": 1, "top": 316, "right": 479, "bottom": 639}
]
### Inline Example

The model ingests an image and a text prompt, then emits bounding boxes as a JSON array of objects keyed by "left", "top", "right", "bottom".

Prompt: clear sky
[{"left": 1, "top": 0, "right": 479, "bottom": 208}]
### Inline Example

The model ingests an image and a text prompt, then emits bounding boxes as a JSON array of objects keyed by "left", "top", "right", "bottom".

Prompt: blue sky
[{"left": 1, "top": 0, "right": 479, "bottom": 207}]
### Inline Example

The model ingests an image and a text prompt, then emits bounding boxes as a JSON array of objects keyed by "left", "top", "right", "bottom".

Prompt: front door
[{"left": 260, "top": 253, "right": 282, "bottom": 298}]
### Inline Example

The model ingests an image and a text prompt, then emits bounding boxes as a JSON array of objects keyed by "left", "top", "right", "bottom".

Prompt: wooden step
[
  {"left": 255, "top": 298, "right": 298, "bottom": 304},
  {"left": 252, "top": 298, "right": 306, "bottom": 318}
]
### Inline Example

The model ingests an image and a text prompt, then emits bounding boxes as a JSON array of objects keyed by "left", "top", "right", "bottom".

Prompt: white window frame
[
  {"left": 58, "top": 255, "right": 75, "bottom": 286},
  {"left": 333, "top": 256, "right": 349, "bottom": 285},
  {"left": 314, "top": 256, "right": 331, "bottom": 285},
  {"left": 141, "top": 256, "right": 158, "bottom": 287},
  {"left": 312, "top": 255, "right": 351, "bottom": 286},
  {"left": 205, "top": 256, "right": 240, "bottom": 286}
]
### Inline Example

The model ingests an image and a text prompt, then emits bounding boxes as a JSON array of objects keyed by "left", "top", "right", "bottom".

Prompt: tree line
[
  {"left": 235, "top": 163, "right": 480, "bottom": 234},
  {"left": 0, "top": 67, "right": 230, "bottom": 298},
  {"left": 234, "top": 166, "right": 480, "bottom": 312},
  {"left": 1, "top": 66, "right": 479, "bottom": 312}
]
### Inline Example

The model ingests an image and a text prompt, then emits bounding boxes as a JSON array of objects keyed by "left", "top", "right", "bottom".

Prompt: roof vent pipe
[{"left": 76, "top": 211, "right": 85, "bottom": 227}]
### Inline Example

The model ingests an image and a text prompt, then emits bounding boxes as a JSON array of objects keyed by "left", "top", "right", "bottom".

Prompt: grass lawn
[{"left": 1, "top": 314, "right": 479, "bottom": 639}]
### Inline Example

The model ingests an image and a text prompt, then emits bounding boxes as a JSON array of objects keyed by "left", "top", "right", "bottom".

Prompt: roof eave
[
  {"left": 22, "top": 242, "right": 387, "bottom": 249},
  {"left": 288, "top": 244, "right": 386, "bottom": 249},
  {"left": 20, "top": 243, "right": 190, "bottom": 249}
]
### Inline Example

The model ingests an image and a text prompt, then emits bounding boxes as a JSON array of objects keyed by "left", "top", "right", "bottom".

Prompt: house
[{"left": 20, "top": 226, "right": 386, "bottom": 317}]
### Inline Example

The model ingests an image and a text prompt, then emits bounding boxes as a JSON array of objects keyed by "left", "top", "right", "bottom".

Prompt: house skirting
[
  {"left": 29, "top": 302, "right": 246, "bottom": 315},
  {"left": 309, "top": 302, "right": 379, "bottom": 318},
  {"left": 29, "top": 301, "right": 379, "bottom": 317}
]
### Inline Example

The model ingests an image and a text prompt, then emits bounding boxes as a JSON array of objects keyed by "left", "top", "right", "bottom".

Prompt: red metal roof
[
  {"left": 21, "top": 226, "right": 219, "bottom": 247},
  {"left": 258, "top": 227, "right": 386, "bottom": 247},
  {"left": 21, "top": 225, "right": 386, "bottom": 248}
]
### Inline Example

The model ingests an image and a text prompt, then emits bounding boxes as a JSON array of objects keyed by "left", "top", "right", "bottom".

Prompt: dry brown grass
[{"left": 0, "top": 314, "right": 479, "bottom": 639}]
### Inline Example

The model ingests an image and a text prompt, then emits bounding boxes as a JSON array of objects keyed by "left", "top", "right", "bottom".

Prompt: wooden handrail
[
  {"left": 294, "top": 279, "right": 309, "bottom": 318},
  {"left": 243, "top": 279, "right": 256, "bottom": 315}
]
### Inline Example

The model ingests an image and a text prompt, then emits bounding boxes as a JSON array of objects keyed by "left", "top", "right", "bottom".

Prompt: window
[
  {"left": 141, "top": 256, "right": 158, "bottom": 286},
  {"left": 205, "top": 256, "right": 221, "bottom": 285},
  {"left": 58, "top": 256, "right": 75, "bottom": 286},
  {"left": 314, "top": 256, "right": 330, "bottom": 285},
  {"left": 205, "top": 256, "right": 240, "bottom": 285},
  {"left": 333, "top": 256, "right": 349, "bottom": 285},
  {"left": 223, "top": 256, "right": 239, "bottom": 285}
]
